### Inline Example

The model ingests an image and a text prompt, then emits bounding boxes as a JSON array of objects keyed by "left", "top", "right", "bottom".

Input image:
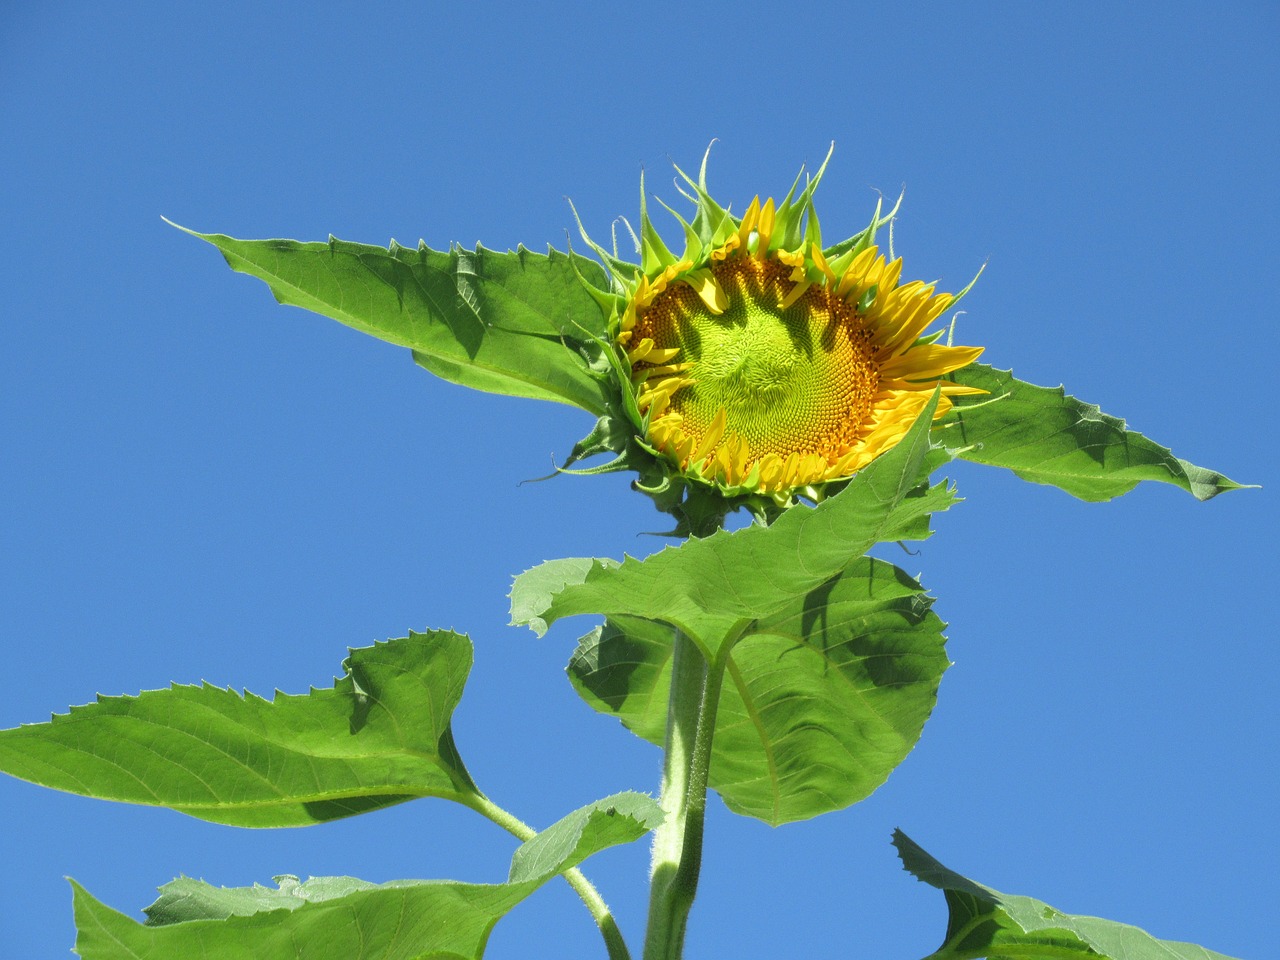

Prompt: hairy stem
[
  {"left": 642, "top": 629, "right": 729, "bottom": 960},
  {"left": 463, "top": 793, "right": 632, "bottom": 960}
]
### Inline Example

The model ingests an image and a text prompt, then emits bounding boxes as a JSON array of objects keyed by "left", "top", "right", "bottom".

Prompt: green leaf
[
  {"left": 75, "top": 878, "right": 523, "bottom": 960},
  {"left": 175, "top": 223, "right": 612, "bottom": 414},
  {"left": 507, "top": 791, "right": 664, "bottom": 883},
  {"left": 73, "top": 792, "right": 662, "bottom": 959},
  {"left": 511, "top": 390, "right": 956, "bottom": 658},
  {"left": 944, "top": 364, "right": 1248, "bottom": 501},
  {"left": 143, "top": 875, "right": 391, "bottom": 926},
  {"left": 570, "top": 558, "right": 949, "bottom": 824},
  {"left": 894, "top": 830, "right": 1240, "bottom": 960},
  {"left": 0, "top": 631, "right": 481, "bottom": 827}
]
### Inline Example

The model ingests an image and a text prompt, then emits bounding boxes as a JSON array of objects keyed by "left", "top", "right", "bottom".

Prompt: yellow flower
[{"left": 579, "top": 148, "right": 985, "bottom": 505}]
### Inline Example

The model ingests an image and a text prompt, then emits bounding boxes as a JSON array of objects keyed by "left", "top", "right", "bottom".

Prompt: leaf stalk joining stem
[{"left": 462, "top": 793, "right": 632, "bottom": 960}]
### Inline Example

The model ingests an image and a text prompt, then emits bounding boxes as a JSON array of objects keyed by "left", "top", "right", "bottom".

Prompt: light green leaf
[
  {"left": 944, "top": 364, "right": 1248, "bottom": 501},
  {"left": 894, "top": 830, "right": 1240, "bottom": 960},
  {"left": 511, "top": 391, "right": 955, "bottom": 658},
  {"left": 142, "top": 875, "right": 390, "bottom": 926},
  {"left": 75, "top": 878, "right": 523, "bottom": 960},
  {"left": 570, "top": 558, "right": 948, "bottom": 824},
  {"left": 73, "top": 792, "right": 662, "bottom": 959},
  {"left": 175, "top": 224, "right": 612, "bottom": 413},
  {"left": 0, "top": 631, "right": 480, "bottom": 827},
  {"left": 507, "top": 791, "right": 664, "bottom": 883}
]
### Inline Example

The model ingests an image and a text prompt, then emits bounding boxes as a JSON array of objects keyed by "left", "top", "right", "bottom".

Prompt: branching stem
[{"left": 462, "top": 792, "right": 632, "bottom": 960}]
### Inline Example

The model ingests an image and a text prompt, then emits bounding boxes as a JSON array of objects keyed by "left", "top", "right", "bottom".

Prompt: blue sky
[{"left": 1, "top": 3, "right": 1276, "bottom": 958}]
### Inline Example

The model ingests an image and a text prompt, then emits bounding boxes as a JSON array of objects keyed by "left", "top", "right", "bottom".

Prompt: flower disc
[
  {"left": 635, "top": 256, "right": 879, "bottom": 471},
  {"left": 595, "top": 159, "right": 984, "bottom": 502},
  {"left": 622, "top": 241, "right": 983, "bottom": 497}
]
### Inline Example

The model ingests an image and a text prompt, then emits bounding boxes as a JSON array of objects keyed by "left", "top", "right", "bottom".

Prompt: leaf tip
[{"left": 162, "top": 216, "right": 207, "bottom": 241}]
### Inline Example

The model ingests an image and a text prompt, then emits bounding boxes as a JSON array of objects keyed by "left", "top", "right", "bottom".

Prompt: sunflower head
[{"left": 571, "top": 147, "right": 984, "bottom": 529}]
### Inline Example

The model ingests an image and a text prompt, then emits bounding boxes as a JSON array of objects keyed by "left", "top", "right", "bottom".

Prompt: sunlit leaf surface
[
  {"left": 894, "top": 830, "right": 1240, "bottom": 960},
  {"left": 570, "top": 558, "right": 948, "bottom": 824},
  {"left": 944, "top": 364, "right": 1246, "bottom": 500},
  {"left": 0, "top": 632, "right": 479, "bottom": 826},
  {"left": 512, "top": 392, "right": 953, "bottom": 658},
  {"left": 73, "top": 792, "right": 662, "bottom": 959},
  {"left": 179, "top": 226, "right": 612, "bottom": 413}
]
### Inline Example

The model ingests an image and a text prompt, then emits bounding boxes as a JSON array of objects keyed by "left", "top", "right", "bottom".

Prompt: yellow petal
[
  {"left": 939, "top": 382, "right": 989, "bottom": 396},
  {"left": 837, "top": 246, "right": 878, "bottom": 297},
  {"left": 779, "top": 279, "right": 812, "bottom": 310},
  {"left": 684, "top": 268, "right": 728, "bottom": 315},
  {"left": 810, "top": 243, "right": 836, "bottom": 285},
  {"left": 627, "top": 337, "right": 656, "bottom": 364},
  {"left": 756, "top": 198, "right": 777, "bottom": 251},
  {"left": 690, "top": 408, "right": 728, "bottom": 463},
  {"left": 880, "top": 344, "right": 984, "bottom": 380},
  {"left": 880, "top": 257, "right": 903, "bottom": 293},
  {"left": 880, "top": 292, "right": 951, "bottom": 355},
  {"left": 757, "top": 453, "right": 784, "bottom": 490},
  {"left": 736, "top": 196, "right": 761, "bottom": 250},
  {"left": 643, "top": 346, "right": 683, "bottom": 365}
]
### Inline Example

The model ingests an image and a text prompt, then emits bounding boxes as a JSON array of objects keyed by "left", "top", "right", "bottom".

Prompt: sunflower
[{"left": 578, "top": 148, "right": 984, "bottom": 506}]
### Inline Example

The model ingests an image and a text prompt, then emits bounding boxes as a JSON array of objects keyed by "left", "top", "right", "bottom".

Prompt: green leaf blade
[
  {"left": 177, "top": 224, "right": 612, "bottom": 414},
  {"left": 507, "top": 790, "right": 664, "bottom": 884},
  {"left": 894, "top": 830, "right": 1241, "bottom": 960},
  {"left": 944, "top": 365, "right": 1248, "bottom": 501},
  {"left": 74, "top": 792, "right": 663, "bottom": 959},
  {"left": 0, "top": 631, "right": 478, "bottom": 827},
  {"left": 512, "top": 391, "right": 957, "bottom": 657},
  {"left": 74, "top": 877, "right": 525, "bottom": 960},
  {"left": 570, "top": 558, "right": 949, "bottom": 824}
]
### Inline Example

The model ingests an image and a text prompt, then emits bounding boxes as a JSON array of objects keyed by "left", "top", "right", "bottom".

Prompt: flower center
[{"left": 633, "top": 257, "right": 880, "bottom": 467}]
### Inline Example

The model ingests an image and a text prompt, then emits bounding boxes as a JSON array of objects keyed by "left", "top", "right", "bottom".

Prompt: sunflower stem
[
  {"left": 461, "top": 793, "right": 632, "bottom": 960},
  {"left": 642, "top": 628, "right": 728, "bottom": 960}
]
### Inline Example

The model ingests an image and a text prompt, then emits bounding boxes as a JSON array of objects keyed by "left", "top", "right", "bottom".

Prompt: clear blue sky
[{"left": 2, "top": 3, "right": 1275, "bottom": 958}]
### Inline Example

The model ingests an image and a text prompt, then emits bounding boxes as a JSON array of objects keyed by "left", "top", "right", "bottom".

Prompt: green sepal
[
  {"left": 556, "top": 414, "right": 635, "bottom": 474},
  {"left": 569, "top": 557, "right": 949, "bottom": 825},
  {"left": 823, "top": 189, "right": 903, "bottom": 264},
  {"left": 639, "top": 168, "right": 679, "bottom": 274},
  {"left": 943, "top": 364, "right": 1250, "bottom": 501},
  {"left": 771, "top": 143, "right": 834, "bottom": 252},
  {"left": 802, "top": 196, "right": 823, "bottom": 250},
  {"left": 654, "top": 194, "right": 702, "bottom": 262},
  {"left": 894, "top": 830, "right": 1240, "bottom": 960},
  {"left": 566, "top": 199, "right": 644, "bottom": 296},
  {"left": 944, "top": 259, "right": 985, "bottom": 310},
  {"left": 670, "top": 145, "right": 736, "bottom": 254},
  {"left": 0, "top": 631, "right": 482, "bottom": 827}
]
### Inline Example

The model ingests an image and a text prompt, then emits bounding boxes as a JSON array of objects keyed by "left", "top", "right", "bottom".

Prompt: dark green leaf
[
  {"left": 944, "top": 365, "right": 1248, "bottom": 501},
  {"left": 75, "top": 792, "right": 662, "bottom": 959},
  {"left": 0, "top": 631, "right": 479, "bottom": 827},
  {"left": 570, "top": 558, "right": 949, "bottom": 824},
  {"left": 176, "top": 224, "right": 612, "bottom": 413},
  {"left": 894, "top": 830, "right": 1240, "bottom": 960},
  {"left": 511, "top": 391, "right": 956, "bottom": 658}
]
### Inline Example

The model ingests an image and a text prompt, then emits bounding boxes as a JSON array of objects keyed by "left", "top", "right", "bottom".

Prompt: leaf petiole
[{"left": 460, "top": 792, "right": 632, "bottom": 960}]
